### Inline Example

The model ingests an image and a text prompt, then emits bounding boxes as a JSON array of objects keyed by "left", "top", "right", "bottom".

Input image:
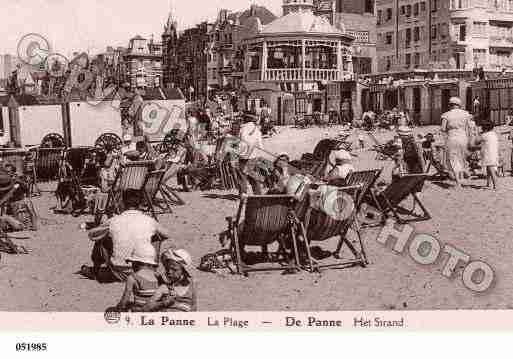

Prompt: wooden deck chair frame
[
  {"left": 106, "top": 160, "right": 154, "bottom": 216},
  {"left": 225, "top": 194, "right": 301, "bottom": 276},
  {"left": 297, "top": 184, "right": 368, "bottom": 272},
  {"left": 372, "top": 174, "right": 431, "bottom": 224},
  {"left": 143, "top": 169, "right": 170, "bottom": 217}
]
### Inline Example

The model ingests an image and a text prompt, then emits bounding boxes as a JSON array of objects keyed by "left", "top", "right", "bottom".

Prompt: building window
[
  {"left": 413, "top": 3, "right": 419, "bottom": 16},
  {"left": 386, "top": 57, "right": 392, "bottom": 71},
  {"left": 377, "top": 9, "right": 382, "bottom": 25},
  {"left": 385, "top": 32, "right": 393, "bottom": 45},
  {"left": 420, "top": 1, "right": 426, "bottom": 11},
  {"left": 431, "top": 25, "right": 437, "bottom": 40},
  {"left": 414, "top": 53, "right": 420, "bottom": 67},
  {"left": 364, "top": 0, "right": 374, "bottom": 14},
  {"left": 400, "top": 5, "right": 405, "bottom": 15},
  {"left": 414, "top": 27, "right": 420, "bottom": 41},
  {"left": 406, "top": 28, "right": 412, "bottom": 47},
  {"left": 432, "top": 0, "right": 438, "bottom": 12},
  {"left": 406, "top": 53, "right": 411, "bottom": 68},
  {"left": 386, "top": 8, "right": 392, "bottom": 21},
  {"left": 459, "top": 24, "right": 466, "bottom": 41},
  {"left": 406, "top": 4, "right": 412, "bottom": 17}
]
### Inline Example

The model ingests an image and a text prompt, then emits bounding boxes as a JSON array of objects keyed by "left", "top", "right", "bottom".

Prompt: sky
[{"left": 0, "top": 0, "right": 282, "bottom": 58}]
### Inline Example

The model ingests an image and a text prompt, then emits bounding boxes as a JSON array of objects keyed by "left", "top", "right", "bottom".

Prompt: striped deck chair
[
  {"left": 34, "top": 147, "right": 65, "bottom": 183},
  {"left": 295, "top": 184, "right": 368, "bottom": 272},
  {"left": 372, "top": 174, "right": 431, "bottom": 224},
  {"left": 106, "top": 160, "right": 154, "bottom": 216},
  {"left": 225, "top": 194, "right": 301, "bottom": 276},
  {"left": 342, "top": 169, "right": 383, "bottom": 227}
]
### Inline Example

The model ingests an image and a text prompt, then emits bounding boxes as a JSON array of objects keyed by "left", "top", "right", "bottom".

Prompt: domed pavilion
[{"left": 241, "top": 0, "right": 355, "bottom": 124}]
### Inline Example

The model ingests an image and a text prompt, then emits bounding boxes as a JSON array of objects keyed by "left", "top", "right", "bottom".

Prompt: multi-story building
[
  {"left": 175, "top": 22, "right": 214, "bottom": 100},
  {"left": 124, "top": 35, "right": 163, "bottom": 89},
  {"left": 209, "top": 5, "right": 277, "bottom": 91},
  {"left": 313, "top": 1, "right": 377, "bottom": 74},
  {"left": 376, "top": 0, "right": 513, "bottom": 72}
]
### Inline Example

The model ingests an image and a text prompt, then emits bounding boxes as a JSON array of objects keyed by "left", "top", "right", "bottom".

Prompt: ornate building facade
[
  {"left": 124, "top": 35, "right": 162, "bottom": 89},
  {"left": 376, "top": 0, "right": 513, "bottom": 72},
  {"left": 241, "top": 0, "right": 355, "bottom": 123}
]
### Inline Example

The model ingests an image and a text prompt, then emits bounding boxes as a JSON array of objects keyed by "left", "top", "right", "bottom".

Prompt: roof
[
  {"left": 260, "top": 10, "right": 346, "bottom": 36},
  {"left": 238, "top": 5, "right": 277, "bottom": 26},
  {"left": 131, "top": 34, "right": 146, "bottom": 40}
]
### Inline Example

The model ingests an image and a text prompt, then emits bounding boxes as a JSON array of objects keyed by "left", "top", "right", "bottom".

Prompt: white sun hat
[
  {"left": 161, "top": 249, "right": 193, "bottom": 275},
  {"left": 126, "top": 242, "right": 157, "bottom": 266}
]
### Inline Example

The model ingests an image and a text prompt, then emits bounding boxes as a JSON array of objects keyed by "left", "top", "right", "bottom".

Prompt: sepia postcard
[{"left": 0, "top": 0, "right": 511, "bottom": 338}]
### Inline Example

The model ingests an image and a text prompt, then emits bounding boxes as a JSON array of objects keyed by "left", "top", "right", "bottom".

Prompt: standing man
[{"left": 238, "top": 111, "right": 264, "bottom": 195}]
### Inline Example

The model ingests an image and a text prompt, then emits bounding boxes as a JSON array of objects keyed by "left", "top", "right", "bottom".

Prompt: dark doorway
[
  {"left": 313, "top": 98, "right": 323, "bottom": 112},
  {"left": 441, "top": 89, "right": 451, "bottom": 114},
  {"left": 277, "top": 97, "right": 282, "bottom": 125}
]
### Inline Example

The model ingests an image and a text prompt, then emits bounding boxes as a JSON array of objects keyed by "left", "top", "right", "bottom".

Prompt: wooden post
[
  {"left": 337, "top": 41, "right": 343, "bottom": 81},
  {"left": 7, "top": 95, "right": 21, "bottom": 148},
  {"left": 61, "top": 101, "right": 72, "bottom": 147},
  {"left": 261, "top": 41, "right": 268, "bottom": 81},
  {"left": 301, "top": 39, "right": 306, "bottom": 92}
]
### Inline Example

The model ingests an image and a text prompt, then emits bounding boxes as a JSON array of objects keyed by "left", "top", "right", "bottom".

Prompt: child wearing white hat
[
  {"left": 142, "top": 249, "right": 196, "bottom": 312},
  {"left": 116, "top": 242, "right": 159, "bottom": 312}
]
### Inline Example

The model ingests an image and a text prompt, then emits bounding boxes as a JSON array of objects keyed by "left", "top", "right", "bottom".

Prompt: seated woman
[
  {"left": 324, "top": 150, "right": 355, "bottom": 185},
  {"left": 142, "top": 249, "right": 196, "bottom": 312},
  {"left": 267, "top": 153, "right": 291, "bottom": 195}
]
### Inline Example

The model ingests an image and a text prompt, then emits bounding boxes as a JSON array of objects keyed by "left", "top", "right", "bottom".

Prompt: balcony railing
[
  {"left": 490, "top": 36, "right": 513, "bottom": 47},
  {"left": 264, "top": 68, "right": 341, "bottom": 82}
]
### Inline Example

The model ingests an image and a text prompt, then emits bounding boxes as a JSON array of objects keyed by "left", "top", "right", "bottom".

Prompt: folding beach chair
[
  {"left": 371, "top": 174, "right": 431, "bottom": 224},
  {"left": 296, "top": 184, "right": 368, "bottom": 272},
  {"left": 105, "top": 160, "right": 154, "bottom": 216},
  {"left": 225, "top": 194, "right": 301, "bottom": 276},
  {"left": 344, "top": 169, "right": 383, "bottom": 211},
  {"left": 34, "top": 147, "right": 65, "bottom": 183},
  {"left": 143, "top": 169, "right": 171, "bottom": 218}
]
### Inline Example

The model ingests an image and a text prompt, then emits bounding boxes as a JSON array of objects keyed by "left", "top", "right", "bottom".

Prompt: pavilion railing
[{"left": 264, "top": 68, "right": 340, "bottom": 82}]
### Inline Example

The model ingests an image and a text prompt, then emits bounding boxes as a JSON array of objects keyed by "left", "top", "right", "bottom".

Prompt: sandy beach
[{"left": 1, "top": 125, "right": 512, "bottom": 312}]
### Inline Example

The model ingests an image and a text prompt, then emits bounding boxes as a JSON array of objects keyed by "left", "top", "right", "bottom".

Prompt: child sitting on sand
[
  {"left": 116, "top": 243, "right": 159, "bottom": 312},
  {"left": 142, "top": 249, "right": 196, "bottom": 312}
]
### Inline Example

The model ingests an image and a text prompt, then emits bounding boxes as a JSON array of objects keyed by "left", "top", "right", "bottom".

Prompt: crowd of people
[{"left": 1, "top": 87, "right": 502, "bottom": 313}]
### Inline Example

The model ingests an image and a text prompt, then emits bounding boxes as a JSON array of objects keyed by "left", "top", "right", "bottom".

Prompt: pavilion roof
[{"left": 260, "top": 10, "right": 345, "bottom": 36}]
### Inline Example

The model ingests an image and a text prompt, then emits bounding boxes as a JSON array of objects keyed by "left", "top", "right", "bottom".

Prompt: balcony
[
  {"left": 490, "top": 37, "right": 513, "bottom": 48},
  {"left": 262, "top": 68, "right": 341, "bottom": 82}
]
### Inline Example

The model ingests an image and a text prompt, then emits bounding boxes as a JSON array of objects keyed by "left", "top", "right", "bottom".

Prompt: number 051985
[{"left": 15, "top": 343, "right": 47, "bottom": 351}]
